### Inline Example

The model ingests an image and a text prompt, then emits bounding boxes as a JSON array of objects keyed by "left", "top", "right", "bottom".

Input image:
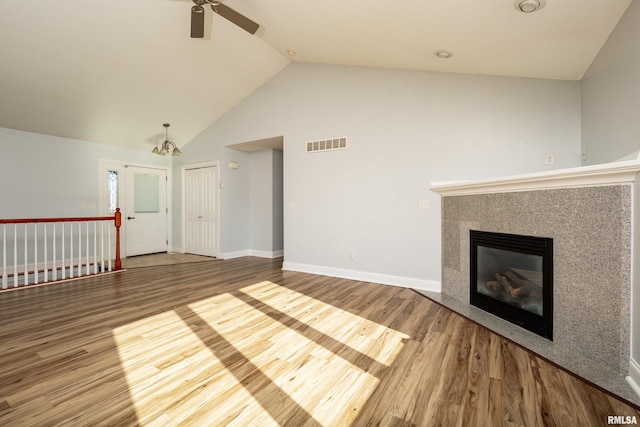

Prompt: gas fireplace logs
[{"left": 486, "top": 270, "right": 532, "bottom": 299}]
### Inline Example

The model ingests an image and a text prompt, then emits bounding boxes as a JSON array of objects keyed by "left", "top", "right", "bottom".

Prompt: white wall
[
  {"left": 272, "top": 149, "right": 284, "bottom": 253},
  {"left": 220, "top": 149, "right": 251, "bottom": 256},
  {"left": 581, "top": 0, "right": 640, "bottom": 165},
  {"left": 0, "top": 127, "right": 170, "bottom": 218},
  {"left": 249, "top": 149, "right": 284, "bottom": 256},
  {"left": 177, "top": 63, "right": 582, "bottom": 289},
  {"left": 580, "top": 0, "right": 640, "bottom": 394},
  {"left": 249, "top": 150, "right": 271, "bottom": 252}
]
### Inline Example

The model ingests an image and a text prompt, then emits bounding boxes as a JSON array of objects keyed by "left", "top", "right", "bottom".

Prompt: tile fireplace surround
[{"left": 430, "top": 159, "right": 640, "bottom": 405}]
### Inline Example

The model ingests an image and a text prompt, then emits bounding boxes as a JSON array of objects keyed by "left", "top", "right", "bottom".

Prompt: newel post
[{"left": 114, "top": 208, "right": 122, "bottom": 271}]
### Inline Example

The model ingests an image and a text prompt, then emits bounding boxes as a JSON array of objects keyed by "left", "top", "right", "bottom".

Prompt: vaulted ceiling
[{"left": 0, "top": 0, "right": 631, "bottom": 151}]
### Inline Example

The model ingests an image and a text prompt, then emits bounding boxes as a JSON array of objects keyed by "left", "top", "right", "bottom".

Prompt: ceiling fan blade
[
  {"left": 191, "top": 5, "right": 205, "bottom": 38},
  {"left": 212, "top": 3, "right": 259, "bottom": 35}
]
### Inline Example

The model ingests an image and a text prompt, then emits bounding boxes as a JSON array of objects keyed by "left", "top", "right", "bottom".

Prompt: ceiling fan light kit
[
  {"left": 152, "top": 123, "right": 181, "bottom": 156},
  {"left": 190, "top": 0, "right": 260, "bottom": 39}
]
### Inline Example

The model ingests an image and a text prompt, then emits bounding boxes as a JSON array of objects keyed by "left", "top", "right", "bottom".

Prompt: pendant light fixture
[{"left": 152, "top": 123, "right": 182, "bottom": 156}]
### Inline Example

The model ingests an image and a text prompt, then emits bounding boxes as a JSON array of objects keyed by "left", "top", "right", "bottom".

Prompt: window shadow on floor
[{"left": 175, "top": 305, "right": 323, "bottom": 426}]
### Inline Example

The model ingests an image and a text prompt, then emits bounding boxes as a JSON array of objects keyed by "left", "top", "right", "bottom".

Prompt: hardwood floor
[{"left": 0, "top": 256, "right": 638, "bottom": 426}]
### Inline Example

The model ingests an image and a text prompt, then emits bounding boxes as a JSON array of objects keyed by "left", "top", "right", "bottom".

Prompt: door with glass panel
[{"left": 125, "top": 166, "right": 167, "bottom": 256}]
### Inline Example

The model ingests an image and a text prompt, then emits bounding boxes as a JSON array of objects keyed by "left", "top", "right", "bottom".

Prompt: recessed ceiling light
[
  {"left": 434, "top": 50, "right": 453, "bottom": 59},
  {"left": 515, "top": 0, "right": 546, "bottom": 13}
]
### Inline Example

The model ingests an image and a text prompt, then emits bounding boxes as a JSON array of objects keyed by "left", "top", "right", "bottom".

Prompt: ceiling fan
[{"left": 190, "top": 0, "right": 259, "bottom": 38}]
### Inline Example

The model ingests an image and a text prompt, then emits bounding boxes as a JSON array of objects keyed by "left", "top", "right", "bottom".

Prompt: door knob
[{"left": 127, "top": 216, "right": 136, "bottom": 220}]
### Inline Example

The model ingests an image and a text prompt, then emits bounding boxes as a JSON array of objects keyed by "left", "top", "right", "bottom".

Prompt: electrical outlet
[
  {"left": 544, "top": 154, "right": 554, "bottom": 165},
  {"left": 582, "top": 148, "right": 588, "bottom": 162},
  {"left": 419, "top": 200, "right": 429, "bottom": 210},
  {"left": 348, "top": 251, "right": 354, "bottom": 260}
]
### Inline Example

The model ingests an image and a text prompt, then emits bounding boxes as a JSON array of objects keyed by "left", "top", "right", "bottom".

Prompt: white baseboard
[
  {"left": 221, "top": 249, "right": 284, "bottom": 260},
  {"left": 627, "top": 358, "right": 640, "bottom": 399},
  {"left": 221, "top": 250, "right": 251, "bottom": 260},
  {"left": 250, "top": 249, "right": 284, "bottom": 259},
  {"left": 281, "top": 261, "right": 441, "bottom": 292}
]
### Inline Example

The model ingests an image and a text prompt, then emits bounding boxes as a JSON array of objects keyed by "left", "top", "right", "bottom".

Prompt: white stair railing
[{"left": 0, "top": 209, "right": 122, "bottom": 290}]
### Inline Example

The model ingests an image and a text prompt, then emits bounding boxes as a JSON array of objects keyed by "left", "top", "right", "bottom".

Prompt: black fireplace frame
[{"left": 470, "top": 230, "right": 553, "bottom": 340}]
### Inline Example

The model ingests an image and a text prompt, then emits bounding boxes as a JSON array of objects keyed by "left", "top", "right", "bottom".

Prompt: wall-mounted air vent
[{"left": 306, "top": 137, "right": 347, "bottom": 153}]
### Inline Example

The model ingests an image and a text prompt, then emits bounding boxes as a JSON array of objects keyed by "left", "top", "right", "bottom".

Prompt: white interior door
[
  {"left": 125, "top": 166, "right": 167, "bottom": 257},
  {"left": 184, "top": 166, "right": 218, "bottom": 257}
]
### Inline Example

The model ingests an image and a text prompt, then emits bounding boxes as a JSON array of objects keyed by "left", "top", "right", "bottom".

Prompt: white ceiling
[{"left": 0, "top": 0, "right": 631, "bottom": 151}]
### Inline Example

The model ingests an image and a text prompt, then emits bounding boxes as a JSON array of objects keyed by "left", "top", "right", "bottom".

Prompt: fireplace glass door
[
  {"left": 470, "top": 230, "right": 553, "bottom": 340},
  {"left": 476, "top": 246, "right": 543, "bottom": 315}
]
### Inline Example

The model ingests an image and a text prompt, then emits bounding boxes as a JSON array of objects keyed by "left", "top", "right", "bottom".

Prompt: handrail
[
  {"left": 1, "top": 208, "right": 122, "bottom": 290},
  {"left": 0, "top": 215, "right": 117, "bottom": 224}
]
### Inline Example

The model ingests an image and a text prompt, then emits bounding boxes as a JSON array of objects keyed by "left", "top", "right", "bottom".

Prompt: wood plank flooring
[{"left": 0, "top": 256, "right": 638, "bottom": 426}]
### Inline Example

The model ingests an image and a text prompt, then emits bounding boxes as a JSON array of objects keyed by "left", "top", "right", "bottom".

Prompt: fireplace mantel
[{"left": 431, "top": 159, "right": 640, "bottom": 196}]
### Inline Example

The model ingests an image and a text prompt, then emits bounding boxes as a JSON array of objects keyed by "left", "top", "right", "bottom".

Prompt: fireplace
[{"left": 470, "top": 230, "right": 553, "bottom": 340}]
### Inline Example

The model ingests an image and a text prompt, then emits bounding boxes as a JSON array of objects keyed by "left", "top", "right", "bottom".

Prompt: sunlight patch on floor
[
  {"left": 113, "top": 310, "right": 278, "bottom": 425},
  {"left": 112, "top": 281, "right": 409, "bottom": 425},
  {"left": 238, "top": 280, "right": 410, "bottom": 366}
]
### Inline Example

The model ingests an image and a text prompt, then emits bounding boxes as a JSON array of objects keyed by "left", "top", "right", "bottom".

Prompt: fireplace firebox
[{"left": 470, "top": 230, "right": 553, "bottom": 340}]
